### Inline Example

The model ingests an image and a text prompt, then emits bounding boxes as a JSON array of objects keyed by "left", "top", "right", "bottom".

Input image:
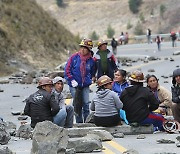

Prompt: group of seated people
[{"left": 23, "top": 68, "right": 180, "bottom": 133}]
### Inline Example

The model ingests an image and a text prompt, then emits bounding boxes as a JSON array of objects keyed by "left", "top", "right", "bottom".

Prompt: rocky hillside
[
  {"left": 0, "top": 0, "right": 79, "bottom": 76},
  {"left": 36, "top": 0, "right": 180, "bottom": 39}
]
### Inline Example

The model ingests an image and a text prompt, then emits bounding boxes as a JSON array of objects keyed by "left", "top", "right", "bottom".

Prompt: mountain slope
[
  {"left": 0, "top": 0, "right": 78, "bottom": 76},
  {"left": 36, "top": 0, "right": 180, "bottom": 39}
]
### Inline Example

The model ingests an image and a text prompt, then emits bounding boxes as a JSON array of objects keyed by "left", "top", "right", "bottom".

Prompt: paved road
[
  {"left": 91, "top": 41, "right": 180, "bottom": 154},
  {"left": 1, "top": 41, "right": 180, "bottom": 154}
]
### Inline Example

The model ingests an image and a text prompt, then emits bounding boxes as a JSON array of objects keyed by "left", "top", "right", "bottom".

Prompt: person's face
[
  {"left": 114, "top": 71, "right": 124, "bottom": 83},
  {"left": 104, "top": 82, "right": 112, "bottom": 90},
  {"left": 99, "top": 44, "right": 107, "bottom": 51},
  {"left": 54, "top": 81, "right": 63, "bottom": 92},
  {"left": 147, "top": 77, "right": 158, "bottom": 89},
  {"left": 42, "top": 84, "right": 53, "bottom": 93},
  {"left": 175, "top": 75, "right": 180, "bottom": 84},
  {"left": 80, "top": 47, "right": 90, "bottom": 56}
]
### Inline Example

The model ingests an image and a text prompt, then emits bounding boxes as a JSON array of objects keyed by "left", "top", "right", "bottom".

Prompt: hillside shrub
[
  {"left": 57, "top": 0, "right": 63, "bottom": 7},
  {"left": 160, "top": 4, "right": 166, "bottom": 19},
  {"left": 128, "top": 0, "right": 142, "bottom": 14},
  {"left": 106, "top": 24, "right": 115, "bottom": 38},
  {"left": 134, "top": 21, "right": 144, "bottom": 35},
  {"left": 89, "top": 31, "right": 99, "bottom": 40},
  {"left": 127, "top": 20, "right": 133, "bottom": 29}
]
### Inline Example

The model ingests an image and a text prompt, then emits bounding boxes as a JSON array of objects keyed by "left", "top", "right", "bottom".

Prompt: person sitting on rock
[
  {"left": 112, "top": 69, "right": 129, "bottom": 124},
  {"left": 146, "top": 75, "right": 173, "bottom": 116},
  {"left": 171, "top": 68, "right": 180, "bottom": 122},
  {"left": 120, "top": 70, "right": 165, "bottom": 131},
  {"left": 52, "top": 76, "right": 74, "bottom": 128},
  {"left": 90, "top": 75, "right": 123, "bottom": 127},
  {"left": 24, "top": 77, "right": 60, "bottom": 128}
]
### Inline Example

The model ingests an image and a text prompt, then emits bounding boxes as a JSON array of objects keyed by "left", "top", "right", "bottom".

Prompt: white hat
[{"left": 53, "top": 76, "right": 64, "bottom": 84}]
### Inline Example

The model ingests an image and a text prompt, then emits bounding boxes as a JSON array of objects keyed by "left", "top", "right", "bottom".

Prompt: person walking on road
[
  {"left": 111, "top": 37, "right": 118, "bottom": 55},
  {"left": 120, "top": 70, "right": 165, "bottom": 131},
  {"left": 52, "top": 76, "right": 74, "bottom": 128},
  {"left": 146, "top": 28, "right": 152, "bottom": 44},
  {"left": 94, "top": 40, "right": 118, "bottom": 80},
  {"left": 155, "top": 35, "right": 162, "bottom": 51},
  {"left": 171, "top": 68, "right": 180, "bottom": 122},
  {"left": 64, "top": 38, "right": 95, "bottom": 123},
  {"left": 24, "top": 77, "right": 60, "bottom": 128},
  {"left": 91, "top": 75, "right": 123, "bottom": 127},
  {"left": 146, "top": 75, "right": 173, "bottom": 116},
  {"left": 170, "top": 32, "right": 177, "bottom": 47}
]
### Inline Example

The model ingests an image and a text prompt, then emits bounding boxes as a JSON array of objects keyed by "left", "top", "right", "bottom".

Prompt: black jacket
[
  {"left": 120, "top": 85, "right": 159, "bottom": 123},
  {"left": 171, "top": 84, "right": 180, "bottom": 103},
  {"left": 24, "top": 89, "right": 60, "bottom": 128}
]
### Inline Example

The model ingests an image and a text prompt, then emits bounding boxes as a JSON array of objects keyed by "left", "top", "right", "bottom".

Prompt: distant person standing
[
  {"left": 111, "top": 37, "right": 118, "bottom": 55},
  {"left": 119, "top": 32, "right": 125, "bottom": 45},
  {"left": 155, "top": 35, "right": 162, "bottom": 51},
  {"left": 170, "top": 32, "right": 177, "bottom": 47},
  {"left": 124, "top": 32, "right": 129, "bottom": 44},
  {"left": 94, "top": 40, "right": 118, "bottom": 80},
  {"left": 146, "top": 28, "right": 152, "bottom": 44}
]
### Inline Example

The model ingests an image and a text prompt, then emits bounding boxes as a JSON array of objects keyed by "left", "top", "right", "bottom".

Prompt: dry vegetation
[
  {"left": 0, "top": 0, "right": 79, "bottom": 76},
  {"left": 36, "top": 0, "right": 180, "bottom": 39}
]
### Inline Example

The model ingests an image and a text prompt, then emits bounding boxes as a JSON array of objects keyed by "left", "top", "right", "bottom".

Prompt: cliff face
[
  {"left": 0, "top": 0, "right": 78, "bottom": 76},
  {"left": 36, "top": 0, "right": 180, "bottom": 39}
]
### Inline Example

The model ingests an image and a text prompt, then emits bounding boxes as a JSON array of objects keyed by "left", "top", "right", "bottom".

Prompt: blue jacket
[
  {"left": 94, "top": 49, "right": 117, "bottom": 79},
  {"left": 112, "top": 81, "right": 129, "bottom": 97},
  {"left": 64, "top": 52, "right": 95, "bottom": 87}
]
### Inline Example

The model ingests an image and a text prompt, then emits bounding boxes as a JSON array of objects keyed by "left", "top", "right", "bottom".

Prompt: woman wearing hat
[
  {"left": 90, "top": 75, "right": 123, "bottom": 127},
  {"left": 171, "top": 68, "right": 180, "bottom": 122},
  {"left": 64, "top": 38, "right": 95, "bottom": 123}
]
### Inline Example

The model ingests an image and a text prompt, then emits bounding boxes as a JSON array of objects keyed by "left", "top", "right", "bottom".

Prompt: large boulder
[
  {"left": 0, "top": 121, "right": 11, "bottom": 145},
  {"left": 67, "top": 134, "right": 102, "bottom": 153},
  {"left": 31, "top": 121, "right": 68, "bottom": 154},
  {"left": 16, "top": 124, "right": 33, "bottom": 139},
  {"left": 0, "top": 146, "right": 14, "bottom": 154}
]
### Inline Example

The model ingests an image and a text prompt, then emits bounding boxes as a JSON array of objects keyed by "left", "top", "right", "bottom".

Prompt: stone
[
  {"left": 11, "top": 111, "right": 21, "bottom": 116},
  {"left": 31, "top": 121, "right": 68, "bottom": 154},
  {"left": 176, "top": 142, "right": 180, "bottom": 147},
  {"left": 4, "top": 121, "right": 16, "bottom": 136},
  {"left": 65, "top": 148, "right": 76, "bottom": 154},
  {"left": 0, "top": 121, "right": 11, "bottom": 145},
  {"left": 113, "top": 133, "right": 124, "bottom": 138},
  {"left": 16, "top": 124, "right": 33, "bottom": 139},
  {"left": 137, "top": 134, "right": 146, "bottom": 139},
  {"left": 68, "top": 124, "right": 154, "bottom": 138},
  {"left": 73, "top": 123, "right": 96, "bottom": 128},
  {"left": 17, "top": 116, "right": 28, "bottom": 120},
  {"left": 176, "top": 136, "right": 180, "bottom": 142},
  {"left": 0, "top": 89, "right": 4, "bottom": 92},
  {"left": 0, "top": 146, "right": 14, "bottom": 154},
  {"left": 173, "top": 51, "right": 180, "bottom": 55},
  {"left": 148, "top": 69, "right": 155, "bottom": 72},
  {"left": 88, "top": 130, "right": 113, "bottom": 141},
  {"left": 122, "top": 149, "right": 139, "bottom": 154},
  {"left": 156, "top": 139, "right": 175, "bottom": 144},
  {"left": 67, "top": 136, "right": 102, "bottom": 153},
  {"left": 0, "top": 80, "right": 9, "bottom": 84}
]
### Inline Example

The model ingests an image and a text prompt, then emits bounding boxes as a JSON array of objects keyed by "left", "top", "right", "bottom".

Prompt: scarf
[{"left": 78, "top": 51, "right": 92, "bottom": 83}]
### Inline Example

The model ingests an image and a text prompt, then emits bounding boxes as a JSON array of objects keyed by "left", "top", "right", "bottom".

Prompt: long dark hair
[{"left": 146, "top": 75, "right": 159, "bottom": 88}]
